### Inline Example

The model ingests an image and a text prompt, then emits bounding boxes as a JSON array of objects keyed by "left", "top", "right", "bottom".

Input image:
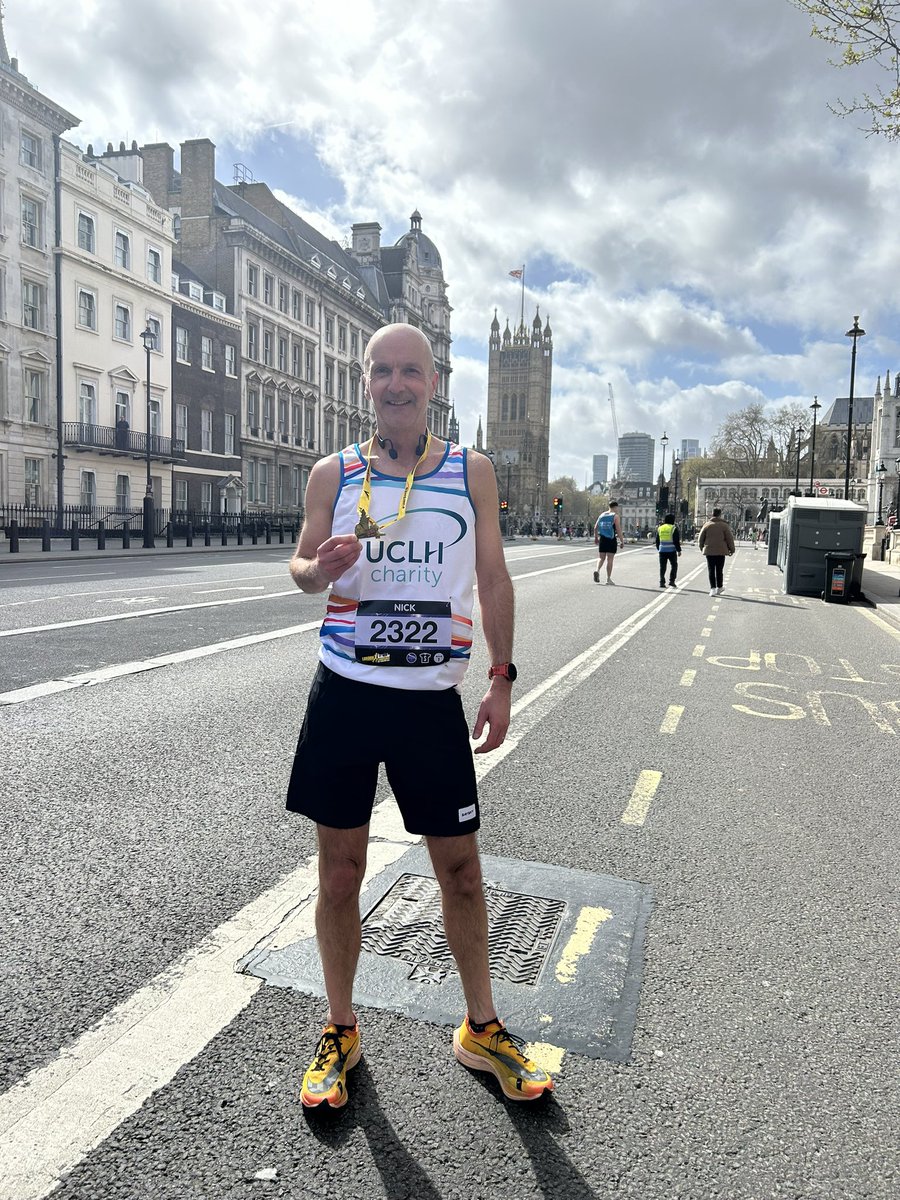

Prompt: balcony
[{"left": 63, "top": 422, "right": 185, "bottom": 462}]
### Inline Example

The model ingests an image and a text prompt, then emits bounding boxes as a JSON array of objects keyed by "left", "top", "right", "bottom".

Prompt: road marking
[
  {"left": 707, "top": 614, "right": 717, "bottom": 621},
  {"left": 621, "top": 770, "right": 662, "bottom": 826},
  {"left": 523, "top": 1042, "right": 565, "bottom": 1074},
  {"left": 195, "top": 586, "right": 266, "bottom": 594},
  {"left": 692, "top": 644, "right": 706, "bottom": 657},
  {"left": 0, "top": 561, "right": 707, "bottom": 1195},
  {"left": 554, "top": 906, "right": 612, "bottom": 985},
  {"left": 680, "top": 669, "right": 696, "bottom": 687},
  {"left": 660, "top": 705, "right": 684, "bottom": 733},
  {"left": 0, "top": 572, "right": 290, "bottom": 609},
  {"left": 0, "top": 589, "right": 298, "bottom": 638},
  {"left": 0, "top": 623, "right": 320, "bottom": 706},
  {"left": 701, "top": 627, "right": 712, "bottom": 637},
  {"left": 856, "top": 607, "right": 900, "bottom": 645}
]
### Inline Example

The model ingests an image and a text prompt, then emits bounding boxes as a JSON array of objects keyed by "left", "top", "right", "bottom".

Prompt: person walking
[
  {"left": 698, "top": 507, "right": 735, "bottom": 595},
  {"left": 286, "top": 324, "right": 554, "bottom": 1109},
  {"left": 655, "top": 512, "right": 681, "bottom": 588},
  {"left": 593, "top": 500, "right": 624, "bottom": 585}
]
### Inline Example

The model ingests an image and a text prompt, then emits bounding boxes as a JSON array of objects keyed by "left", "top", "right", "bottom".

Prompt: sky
[{"left": 9, "top": 0, "right": 900, "bottom": 482}]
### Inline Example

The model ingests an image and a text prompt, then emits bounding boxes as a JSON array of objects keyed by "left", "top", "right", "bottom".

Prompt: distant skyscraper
[
  {"left": 680, "top": 438, "right": 700, "bottom": 460},
  {"left": 617, "top": 432, "right": 654, "bottom": 482},
  {"left": 592, "top": 454, "right": 609, "bottom": 485}
]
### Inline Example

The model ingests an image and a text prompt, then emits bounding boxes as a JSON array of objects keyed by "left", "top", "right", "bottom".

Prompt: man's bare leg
[
  {"left": 315, "top": 823, "right": 370, "bottom": 1026},
  {"left": 426, "top": 833, "right": 495, "bottom": 1023}
]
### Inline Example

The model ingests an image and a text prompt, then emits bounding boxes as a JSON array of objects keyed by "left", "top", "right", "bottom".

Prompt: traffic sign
[{"left": 818, "top": 486, "right": 829, "bottom": 496}]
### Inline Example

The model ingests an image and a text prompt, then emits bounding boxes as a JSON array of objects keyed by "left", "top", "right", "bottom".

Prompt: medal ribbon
[{"left": 357, "top": 432, "right": 432, "bottom": 537}]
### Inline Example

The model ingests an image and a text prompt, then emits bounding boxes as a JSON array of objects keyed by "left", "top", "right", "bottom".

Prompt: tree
[
  {"left": 768, "top": 402, "right": 809, "bottom": 474},
  {"left": 790, "top": 1, "right": 900, "bottom": 137},
  {"left": 710, "top": 403, "right": 770, "bottom": 474}
]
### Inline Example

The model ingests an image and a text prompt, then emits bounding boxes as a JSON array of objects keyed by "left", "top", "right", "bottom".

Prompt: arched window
[{"left": 501, "top": 395, "right": 508, "bottom": 422}]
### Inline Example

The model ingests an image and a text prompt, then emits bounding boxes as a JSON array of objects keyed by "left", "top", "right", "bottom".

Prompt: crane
[{"left": 608, "top": 383, "right": 629, "bottom": 479}]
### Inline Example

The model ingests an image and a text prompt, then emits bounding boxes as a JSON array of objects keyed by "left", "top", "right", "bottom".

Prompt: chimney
[
  {"left": 141, "top": 142, "right": 175, "bottom": 207},
  {"left": 179, "top": 138, "right": 216, "bottom": 218}
]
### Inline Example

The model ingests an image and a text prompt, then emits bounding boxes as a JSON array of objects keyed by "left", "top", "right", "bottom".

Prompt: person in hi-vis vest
[{"left": 655, "top": 513, "right": 681, "bottom": 588}]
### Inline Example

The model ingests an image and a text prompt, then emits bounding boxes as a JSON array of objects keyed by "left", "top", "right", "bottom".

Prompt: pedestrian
[
  {"left": 593, "top": 500, "right": 623, "bottom": 585},
  {"left": 698, "top": 507, "right": 735, "bottom": 595},
  {"left": 655, "top": 512, "right": 681, "bottom": 588},
  {"left": 286, "top": 323, "right": 554, "bottom": 1109}
]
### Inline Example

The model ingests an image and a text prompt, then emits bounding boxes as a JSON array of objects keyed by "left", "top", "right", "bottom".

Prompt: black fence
[{"left": 1, "top": 505, "right": 303, "bottom": 553}]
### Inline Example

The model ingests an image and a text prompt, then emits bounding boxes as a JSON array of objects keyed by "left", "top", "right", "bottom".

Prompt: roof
[{"left": 820, "top": 396, "right": 875, "bottom": 426}]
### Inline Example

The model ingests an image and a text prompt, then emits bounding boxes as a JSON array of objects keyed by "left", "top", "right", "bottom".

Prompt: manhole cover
[{"left": 360, "top": 873, "right": 566, "bottom": 986}]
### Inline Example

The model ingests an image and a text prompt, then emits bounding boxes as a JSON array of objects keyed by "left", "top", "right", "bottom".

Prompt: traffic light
[
  {"left": 553, "top": 496, "right": 563, "bottom": 512},
  {"left": 499, "top": 499, "right": 508, "bottom": 512}
]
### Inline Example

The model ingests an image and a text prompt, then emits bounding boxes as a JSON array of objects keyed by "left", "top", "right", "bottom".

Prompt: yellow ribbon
[{"left": 357, "top": 432, "right": 432, "bottom": 537}]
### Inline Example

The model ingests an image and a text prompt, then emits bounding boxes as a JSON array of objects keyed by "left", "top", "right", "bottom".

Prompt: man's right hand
[{"left": 315, "top": 534, "right": 363, "bottom": 583}]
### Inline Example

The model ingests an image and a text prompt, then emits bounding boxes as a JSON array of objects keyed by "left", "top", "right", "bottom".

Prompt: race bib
[{"left": 355, "top": 598, "right": 452, "bottom": 667}]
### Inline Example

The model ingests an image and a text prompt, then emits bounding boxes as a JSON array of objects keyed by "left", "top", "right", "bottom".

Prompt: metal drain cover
[{"left": 243, "top": 846, "right": 652, "bottom": 1062}]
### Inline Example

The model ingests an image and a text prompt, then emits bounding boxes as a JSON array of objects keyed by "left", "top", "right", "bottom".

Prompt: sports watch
[{"left": 487, "top": 662, "right": 517, "bottom": 682}]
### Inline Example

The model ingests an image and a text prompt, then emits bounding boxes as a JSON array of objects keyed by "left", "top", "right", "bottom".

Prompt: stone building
[
  {"left": 485, "top": 309, "right": 553, "bottom": 520},
  {"left": 0, "top": 19, "right": 78, "bottom": 509},
  {"left": 870, "top": 372, "right": 900, "bottom": 519}
]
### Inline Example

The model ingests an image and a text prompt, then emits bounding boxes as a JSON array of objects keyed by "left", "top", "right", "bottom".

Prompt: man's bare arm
[{"left": 289, "top": 456, "right": 362, "bottom": 593}]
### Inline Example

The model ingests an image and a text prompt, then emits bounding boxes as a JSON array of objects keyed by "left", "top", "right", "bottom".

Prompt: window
[
  {"left": 258, "top": 461, "right": 269, "bottom": 506},
  {"left": 325, "top": 317, "right": 334, "bottom": 345},
  {"left": 225, "top": 413, "right": 235, "bottom": 455},
  {"left": 325, "top": 363, "right": 334, "bottom": 396},
  {"left": 247, "top": 459, "right": 256, "bottom": 503},
  {"left": 175, "top": 479, "right": 188, "bottom": 509},
  {"left": 278, "top": 336, "right": 287, "bottom": 373},
  {"left": 306, "top": 297, "right": 315, "bottom": 327},
  {"left": 115, "top": 474, "right": 131, "bottom": 510},
  {"left": 278, "top": 396, "right": 288, "bottom": 436},
  {"left": 305, "top": 349, "right": 314, "bottom": 382},
  {"left": 115, "top": 390, "right": 130, "bottom": 426},
  {"left": 114, "top": 303, "right": 131, "bottom": 341},
  {"left": 201, "top": 335, "right": 213, "bottom": 370},
  {"left": 147, "top": 247, "right": 162, "bottom": 284},
  {"left": 278, "top": 464, "right": 289, "bottom": 507},
  {"left": 25, "top": 369, "right": 45, "bottom": 423},
  {"left": 338, "top": 324, "right": 347, "bottom": 352},
  {"left": 79, "top": 381, "right": 97, "bottom": 425},
  {"left": 264, "top": 273, "right": 274, "bottom": 305},
  {"left": 292, "top": 289, "right": 301, "bottom": 321},
  {"left": 264, "top": 392, "right": 274, "bottom": 432},
  {"left": 248, "top": 322, "right": 258, "bottom": 361},
  {"left": 338, "top": 421, "right": 347, "bottom": 448},
  {"left": 292, "top": 402, "right": 301, "bottom": 440},
  {"left": 338, "top": 369, "right": 346, "bottom": 402},
  {"left": 77, "top": 287, "right": 96, "bottom": 330},
  {"left": 80, "top": 470, "right": 96, "bottom": 509},
  {"left": 263, "top": 330, "right": 273, "bottom": 366},
  {"left": 351, "top": 331, "right": 359, "bottom": 357},
  {"left": 225, "top": 344, "right": 236, "bottom": 376},
  {"left": 22, "top": 196, "right": 42, "bottom": 247},
  {"left": 114, "top": 231, "right": 131, "bottom": 270},
  {"left": 23, "top": 280, "right": 44, "bottom": 329},
  {"left": 25, "top": 457, "right": 42, "bottom": 506},
  {"left": 146, "top": 315, "right": 161, "bottom": 350},
  {"left": 176, "top": 326, "right": 190, "bottom": 362},
  {"left": 305, "top": 405, "right": 315, "bottom": 448},
  {"left": 201, "top": 408, "right": 212, "bottom": 451},
  {"left": 20, "top": 131, "right": 42, "bottom": 169},
  {"left": 248, "top": 388, "right": 259, "bottom": 431},
  {"left": 149, "top": 399, "right": 161, "bottom": 438},
  {"left": 292, "top": 344, "right": 301, "bottom": 378},
  {"left": 278, "top": 282, "right": 289, "bottom": 313},
  {"left": 175, "top": 403, "right": 188, "bottom": 446},
  {"left": 201, "top": 482, "right": 213, "bottom": 515},
  {"left": 324, "top": 417, "right": 334, "bottom": 455},
  {"left": 247, "top": 263, "right": 259, "bottom": 297},
  {"left": 292, "top": 465, "right": 301, "bottom": 507},
  {"left": 77, "top": 213, "right": 95, "bottom": 253}
]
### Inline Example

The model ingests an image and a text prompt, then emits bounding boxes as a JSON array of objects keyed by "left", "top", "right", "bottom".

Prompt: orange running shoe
[
  {"left": 300, "top": 1022, "right": 361, "bottom": 1109},
  {"left": 453, "top": 1016, "right": 554, "bottom": 1101}
]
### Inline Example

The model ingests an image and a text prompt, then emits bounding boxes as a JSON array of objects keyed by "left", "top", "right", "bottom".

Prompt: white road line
[
  {"left": 0, "top": 563, "right": 696, "bottom": 1199},
  {"left": 0, "top": 622, "right": 321, "bottom": 707},
  {"left": 0, "top": 589, "right": 298, "bottom": 638},
  {"left": 194, "top": 586, "right": 266, "bottom": 594},
  {"left": 0, "top": 573, "right": 290, "bottom": 609}
]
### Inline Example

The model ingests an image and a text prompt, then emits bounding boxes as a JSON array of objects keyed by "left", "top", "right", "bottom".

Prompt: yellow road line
[
  {"left": 692, "top": 644, "right": 706, "bottom": 657},
  {"left": 555, "top": 906, "right": 612, "bottom": 984},
  {"left": 621, "top": 769, "right": 662, "bottom": 827},
  {"left": 701, "top": 627, "right": 712, "bottom": 637},
  {"left": 660, "top": 705, "right": 684, "bottom": 734},
  {"left": 856, "top": 607, "right": 900, "bottom": 644},
  {"left": 707, "top": 614, "right": 717, "bottom": 621},
  {"left": 524, "top": 1042, "right": 566, "bottom": 1075},
  {"left": 680, "top": 669, "right": 696, "bottom": 686}
]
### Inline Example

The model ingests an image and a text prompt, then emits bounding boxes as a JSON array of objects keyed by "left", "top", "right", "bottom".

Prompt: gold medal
[{"left": 355, "top": 513, "right": 381, "bottom": 539}]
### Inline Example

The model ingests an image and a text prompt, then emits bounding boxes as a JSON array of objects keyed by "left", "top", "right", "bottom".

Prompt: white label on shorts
[{"left": 458, "top": 804, "right": 476, "bottom": 823}]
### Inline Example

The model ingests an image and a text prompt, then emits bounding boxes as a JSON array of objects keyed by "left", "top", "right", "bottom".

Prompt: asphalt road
[{"left": 0, "top": 540, "right": 897, "bottom": 1199}]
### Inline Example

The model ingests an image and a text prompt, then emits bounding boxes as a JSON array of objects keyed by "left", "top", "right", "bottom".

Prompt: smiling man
[{"left": 286, "top": 323, "right": 554, "bottom": 1109}]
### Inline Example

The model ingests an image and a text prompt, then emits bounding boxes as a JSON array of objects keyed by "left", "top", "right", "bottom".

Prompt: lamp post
[
  {"left": 875, "top": 460, "right": 887, "bottom": 524},
  {"left": 807, "top": 395, "right": 821, "bottom": 495},
  {"left": 140, "top": 325, "right": 156, "bottom": 549},
  {"left": 659, "top": 430, "right": 668, "bottom": 503},
  {"left": 843, "top": 315, "right": 866, "bottom": 499},
  {"left": 672, "top": 452, "right": 680, "bottom": 517},
  {"left": 792, "top": 423, "right": 805, "bottom": 496}
]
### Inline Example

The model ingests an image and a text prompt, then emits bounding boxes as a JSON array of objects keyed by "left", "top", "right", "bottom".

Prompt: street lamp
[
  {"left": 875, "top": 460, "right": 887, "bottom": 524},
  {"left": 659, "top": 431, "right": 668, "bottom": 508},
  {"left": 672, "top": 452, "right": 680, "bottom": 516},
  {"left": 140, "top": 324, "right": 156, "bottom": 549},
  {"left": 792, "top": 423, "right": 805, "bottom": 496},
  {"left": 843, "top": 316, "right": 866, "bottom": 499},
  {"left": 807, "top": 395, "right": 821, "bottom": 495}
]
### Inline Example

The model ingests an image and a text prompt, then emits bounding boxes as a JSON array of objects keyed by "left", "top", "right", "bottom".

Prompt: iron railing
[{"left": 62, "top": 422, "right": 186, "bottom": 461}]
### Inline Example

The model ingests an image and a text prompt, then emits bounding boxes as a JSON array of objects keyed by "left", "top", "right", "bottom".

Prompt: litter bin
[{"left": 822, "top": 551, "right": 866, "bottom": 603}]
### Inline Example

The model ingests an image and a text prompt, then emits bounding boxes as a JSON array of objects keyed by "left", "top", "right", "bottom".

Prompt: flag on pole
[{"left": 508, "top": 268, "right": 523, "bottom": 279}]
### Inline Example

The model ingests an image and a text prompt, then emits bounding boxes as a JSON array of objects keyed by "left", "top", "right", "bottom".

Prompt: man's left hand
[{"left": 472, "top": 686, "right": 511, "bottom": 753}]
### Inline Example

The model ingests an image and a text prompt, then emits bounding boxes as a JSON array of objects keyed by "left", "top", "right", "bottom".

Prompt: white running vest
[{"left": 318, "top": 441, "right": 476, "bottom": 690}]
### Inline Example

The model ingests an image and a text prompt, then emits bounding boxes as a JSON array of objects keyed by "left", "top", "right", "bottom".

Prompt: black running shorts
[
  {"left": 285, "top": 663, "right": 480, "bottom": 837},
  {"left": 597, "top": 535, "right": 617, "bottom": 553}
]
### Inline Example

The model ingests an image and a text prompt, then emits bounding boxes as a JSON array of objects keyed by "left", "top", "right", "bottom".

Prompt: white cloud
[{"left": 9, "top": 0, "right": 900, "bottom": 479}]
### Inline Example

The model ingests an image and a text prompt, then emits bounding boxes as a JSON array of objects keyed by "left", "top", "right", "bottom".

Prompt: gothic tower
[{"left": 485, "top": 308, "right": 552, "bottom": 519}]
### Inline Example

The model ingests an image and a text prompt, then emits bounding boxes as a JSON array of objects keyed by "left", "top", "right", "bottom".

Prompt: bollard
[
  {"left": 166, "top": 522, "right": 174, "bottom": 548},
  {"left": 265, "top": 522, "right": 271, "bottom": 545},
  {"left": 186, "top": 521, "right": 193, "bottom": 547},
  {"left": 204, "top": 522, "right": 211, "bottom": 547},
  {"left": 42, "top": 519, "right": 51, "bottom": 552},
  {"left": 122, "top": 518, "right": 130, "bottom": 549},
  {"left": 237, "top": 523, "right": 244, "bottom": 546},
  {"left": 97, "top": 519, "right": 106, "bottom": 550},
  {"left": 251, "top": 522, "right": 258, "bottom": 546},
  {"left": 221, "top": 524, "right": 228, "bottom": 546},
  {"left": 70, "top": 519, "right": 80, "bottom": 551},
  {"left": 278, "top": 521, "right": 285, "bottom": 544},
  {"left": 9, "top": 520, "right": 19, "bottom": 553}
]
